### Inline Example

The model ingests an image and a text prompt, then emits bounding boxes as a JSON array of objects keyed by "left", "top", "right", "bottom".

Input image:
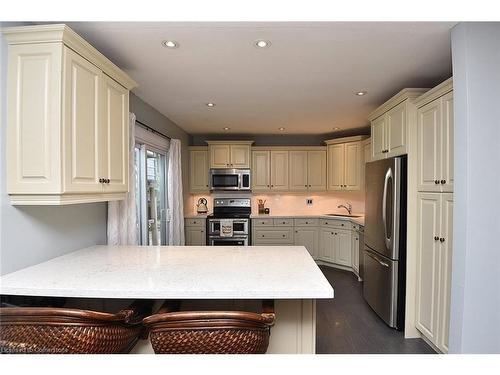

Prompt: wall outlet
[{"left": 306, "top": 198, "right": 313, "bottom": 205}]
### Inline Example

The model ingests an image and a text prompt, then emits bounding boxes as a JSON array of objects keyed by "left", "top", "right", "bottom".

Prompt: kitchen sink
[{"left": 325, "top": 213, "right": 363, "bottom": 218}]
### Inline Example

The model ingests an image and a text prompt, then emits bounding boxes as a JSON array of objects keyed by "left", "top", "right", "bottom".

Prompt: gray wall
[
  {"left": 190, "top": 126, "right": 370, "bottom": 146},
  {"left": 0, "top": 26, "right": 107, "bottom": 275},
  {"left": 449, "top": 22, "right": 500, "bottom": 353},
  {"left": 129, "top": 93, "right": 191, "bottom": 210}
]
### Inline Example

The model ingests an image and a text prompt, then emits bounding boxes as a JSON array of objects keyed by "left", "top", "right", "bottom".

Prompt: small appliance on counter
[{"left": 196, "top": 197, "right": 208, "bottom": 214}]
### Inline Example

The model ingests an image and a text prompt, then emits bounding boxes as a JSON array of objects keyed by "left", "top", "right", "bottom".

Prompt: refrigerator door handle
[
  {"left": 365, "top": 251, "right": 390, "bottom": 267},
  {"left": 382, "top": 167, "right": 393, "bottom": 250}
]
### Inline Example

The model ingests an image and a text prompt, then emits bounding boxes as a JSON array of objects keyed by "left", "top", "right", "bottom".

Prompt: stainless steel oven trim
[
  {"left": 208, "top": 218, "right": 249, "bottom": 236},
  {"left": 208, "top": 236, "right": 249, "bottom": 246}
]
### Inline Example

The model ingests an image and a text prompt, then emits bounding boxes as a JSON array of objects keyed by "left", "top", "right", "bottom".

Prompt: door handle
[
  {"left": 365, "top": 251, "right": 390, "bottom": 268},
  {"left": 382, "top": 167, "right": 393, "bottom": 250}
]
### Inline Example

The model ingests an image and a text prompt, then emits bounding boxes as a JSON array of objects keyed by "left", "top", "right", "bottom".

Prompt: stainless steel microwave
[{"left": 209, "top": 169, "right": 251, "bottom": 191}]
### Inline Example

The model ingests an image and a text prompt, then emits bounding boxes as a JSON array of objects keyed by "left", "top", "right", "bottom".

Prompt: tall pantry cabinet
[
  {"left": 4, "top": 24, "right": 137, "bottom": 205},
  {"left": 414, "top": 78, "right": 454, "bottom": 353}
]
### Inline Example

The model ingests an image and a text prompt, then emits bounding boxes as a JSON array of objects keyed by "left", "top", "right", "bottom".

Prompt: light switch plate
[{"left": 306, "top": 198, "right": 313, "bottom": 205}]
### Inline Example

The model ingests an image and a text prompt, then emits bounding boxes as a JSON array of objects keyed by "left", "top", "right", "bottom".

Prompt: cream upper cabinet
[
  {"left": 252, "top": 150, "right": 271, "bottom": 190},
  {"left": 371, "top": 115, "right": 386, "bottom": 161},
  {"left": 415, "top": 192, "right": 453, "bottom": 353},
  {"left": 189, "top": 147, "right": 209, "bottom": 192},
  {"left": 386, "top": 101, "right": 407, "bottom": 157},
  {"left": 270, "top": 151, "right": 289, "bottom": 191},
  {"left": 416, "top": 81, "right": 454, "bottom": 193},
  {"left": 209, "top": 144, "right": 231, "bottom": 168},
  {"left": 207, "top": 142, "right": 253, "bottom": 168},
  {"left": 307, "top": 150, "right": 327, "bottom": 190},
  {"left": 101, "top": 74, "right": 129, "bottom": 193},
  {"left": 363, "top": 138, "right": 372, "bottom": 164},
  {"left": 327, "top": 145, "right": 344, "bottom": 191},
  {"left": 4, "top": 24, "right": 137, "bottom": 205},
  {"left": 326, "top": 137, "right": 365, "bottom": 191},
  {"left": 289, "top": 151, "right": 308, "bottom": 191},
  {"left": 369, "top": 89, "right": 427, "bottom": 161}
]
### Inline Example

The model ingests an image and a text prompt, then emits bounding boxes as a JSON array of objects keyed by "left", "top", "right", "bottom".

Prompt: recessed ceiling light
[
  {"left": 254, "top": 40, "right": 271, "bottom": 49},
  {"left": 278, "top": 127, "right": 285, "bottom": 131},
  {"left": 206, "top": 102, "right": 215, "bottom": 108},
  {"left": 223, "top": 127, "right": 230, "bottom": 131},
  {"left": 332, "top": 127, "right": 341, "bottom": 131},
  {"left": 162, "top": 40, "right": 179, "bottom": 49},
  {"left": 355, "top": 91, "right": 367, "bottom": 96}
]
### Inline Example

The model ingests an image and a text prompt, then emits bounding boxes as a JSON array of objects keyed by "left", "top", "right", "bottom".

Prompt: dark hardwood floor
[{"left": 316, "top": 266, "right": 436, "bottom": 354}]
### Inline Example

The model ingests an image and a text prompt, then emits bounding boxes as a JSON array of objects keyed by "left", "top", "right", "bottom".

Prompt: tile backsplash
[{"left": 187, "top": 191, "right": 365, "bottom": 216}]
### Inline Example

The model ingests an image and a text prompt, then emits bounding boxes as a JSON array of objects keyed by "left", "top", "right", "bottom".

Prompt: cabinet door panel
[
  {"left": 230, "top": 145, "right": 250, "bottom": 168},
  {"left": 210, "top": 145, "right": 230, "bottom": 168},
  {"left": 271, "top": 151, "right": 289, "bottom": 191},
  {"left": 252, "top": 151, "right": 270, "bottom": 191},
  {"left": 441, "top": 92, "right": 454, "bottom": 192},
  {"left": 319, "top": 229, "right": 335, "bottom": 262},
  {"left": 190, "top": 150, "right": 209, "bottom": 191},
  {"left": 307, "top": 150, "right": 327, "bottom": 191},
  {"left": 63, "top": 47, "right": 102, "bottom": 193},
  {"left": 415, "top": 193, "right": 441, "bottom": 344},
  {"left": 364, "top": 140, "right": 372, "bottom": 164},
  {"left": 344, "top": 142, "right": 362, "bottom": 190},
  {"left": 101, "top": 74, "right": 129, "bottom": 192},
  {"left": 294, "top": 228, "right": 319, "bottom": 259},
  {"left": 289, "top": 151, "right": 308, "bottom": 191},
  {"left": 386, "top": 101, "right": 407, "bottom": 157},
  {"left": 371, "top": 115, "right": 386, "bottom": 161},
  {"left": 418, "top": 100, "right": 442, "bottom": 192},
  {"left": 438, "top": 194, "right": 453, "bottom": 353},
  {"left": 185, "top": 228, "right": 206, "bottom": 246},
  {"left": 334, "top": 229, "right": 352, "bottom": 266},
  {"left": 327, "top": 144, "right": 344, "bottom": 190}
]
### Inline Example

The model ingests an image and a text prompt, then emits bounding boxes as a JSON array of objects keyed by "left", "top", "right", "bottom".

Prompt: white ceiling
[{"left": 67, "top": 22, "right": 455, "bottom": 135}]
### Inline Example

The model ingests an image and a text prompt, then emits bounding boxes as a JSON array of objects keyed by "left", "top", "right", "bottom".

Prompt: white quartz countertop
[{"left": 0, "top": 246, "right": 334, "bottom": 300}]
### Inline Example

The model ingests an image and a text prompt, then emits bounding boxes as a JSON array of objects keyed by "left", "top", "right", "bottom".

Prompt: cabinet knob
[
  {"left": 309, "top": 185, "right": 311, "bottom": 187},
  {"left": 331, "top": 232, "right": 334, "bottom": 235},
  {"left": 335, "top": 233, "right": 338, "bottom": 235},
  {"left": 440, "top": 238, "right": 445, "bottom": 243},
  {"left": 262, "top": 235, "right": 265, "bottom": 237},
  {"left": 440, "top": 180, "right": 446, "bottom": 184},
  {"left": 99, "top": 178, "right": 103, "bottom": 183},
  {"left": 434, "top": 180, "right": 439, "bottom": 184},
  {"left": 305, "top": 185, "right": 308, "bottom": 187},
  {"left": 271, "top": 185, "right": 274, "bottom": 187},
  {"left": 282, "top": 234, "right": 285, "bottom": 238},
  {"left": 305, "top": 222, "right": 308, "bottom": 224},
  {"left": 341, "top": 223, "right": 344, "bottom": 226},
  {"left": 106, "top": 179, "right": 110, "bottom": 183},
  {"left": 295, "top": 231, "right": 298, "bottom": 233},
  {"left": 356, "top": 238, "right": 358, "bottom": 241},
  {"left": 434, "top": 236, "right": 439, "bottom": 241},
  {"left": 282, "top": 221, "right": 286, "bottom": 224}
]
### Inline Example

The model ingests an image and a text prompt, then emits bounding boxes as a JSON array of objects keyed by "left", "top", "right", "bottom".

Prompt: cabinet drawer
[
  {"left": 320, "top": 219, "right": 350, "bottom": 229},
  {"left": 294, "top": 218, "right": 319, "bottom": 227},
  {"left": 274, "top": 218, "right": 293, "bottom": 226},
  {"left": 253, "top": 228, "right": 294, "bottom": 244},
  {"left": 185, "top": 218, "right": 206, "bottom": 227},
  {"left": 252, "top": 218, "right": 274, "bottom": 227}
]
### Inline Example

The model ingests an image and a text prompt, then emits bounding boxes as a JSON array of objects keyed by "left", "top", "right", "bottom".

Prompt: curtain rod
[{"left": 135, "top": 119, "right": 171, "bottom": 140}]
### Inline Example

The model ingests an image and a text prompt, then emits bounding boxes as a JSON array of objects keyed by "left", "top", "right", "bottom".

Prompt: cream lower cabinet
[
  {"left": 185, "top": 218, "right": 207, "bottom": 246},
  {"left": 416, "top": 82, "right": 454, "bottom": 193},
  {"left": 319, "top": 226, "right": 352, "bottom": 267},
  {"left": 294, "top": 227, "right": 319, "bottom": 259},
  {"left": 415, "top": 192, "right": 453, "bottom": 353},
  {"left": 189, "top": 147, "right": 209, "bottom": 192},
  {"left": 4, "top": 24, "right": 136, "bottom": 205}
]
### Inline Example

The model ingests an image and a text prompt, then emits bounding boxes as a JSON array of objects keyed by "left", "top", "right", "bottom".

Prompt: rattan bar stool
[
  {"left": 0, "top": 301, "right": 151, "bottom": 354},
  {"left": 142, "top": 300, "right": 276, "bottom": 354}
]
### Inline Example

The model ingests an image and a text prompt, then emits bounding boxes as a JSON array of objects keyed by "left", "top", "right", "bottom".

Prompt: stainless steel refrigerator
[{"left": 363, "top": 155, "right": 407, "bottom": 330}]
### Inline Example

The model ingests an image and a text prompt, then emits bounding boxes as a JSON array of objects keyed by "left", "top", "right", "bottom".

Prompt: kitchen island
[{"left": 0, "top": 245, "right": 333, "bottom": 354}]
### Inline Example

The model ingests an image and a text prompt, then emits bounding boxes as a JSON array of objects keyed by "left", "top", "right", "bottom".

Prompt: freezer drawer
[{"left": 363, "top": 247, "right": 398, "bottom": 328}]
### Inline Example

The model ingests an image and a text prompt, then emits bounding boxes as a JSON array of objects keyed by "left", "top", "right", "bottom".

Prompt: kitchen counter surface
[
  {"left": 250, "top": 214, "right": 364, "bottom": 226},
  {"left": 0, "top": 245, "right": 334, "bottom": 300}
]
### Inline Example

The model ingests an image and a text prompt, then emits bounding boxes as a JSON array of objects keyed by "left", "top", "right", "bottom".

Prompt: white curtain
[
  {"left": 167, "top": 139, "right": 185, "bottom": 245},
  {"left": 107, "top": 113, "right": 138, "bottom": 245}
]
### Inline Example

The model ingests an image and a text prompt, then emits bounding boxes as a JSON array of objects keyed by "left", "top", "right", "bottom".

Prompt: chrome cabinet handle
[
  {"left": 99, "top": 178, "right": 104, "bottom": 183},
  {"left": 434, "top": 236, "right": 439, "bottom": 241}
]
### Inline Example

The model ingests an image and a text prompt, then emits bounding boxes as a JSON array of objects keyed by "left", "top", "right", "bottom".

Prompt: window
[{"left": 134, "top": 125, "right": 169, "bottom": 245}]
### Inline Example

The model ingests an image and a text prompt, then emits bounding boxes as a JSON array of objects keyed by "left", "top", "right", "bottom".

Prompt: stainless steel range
[{"left": 207, "top": 198, "right": 251, "bottom": 246}]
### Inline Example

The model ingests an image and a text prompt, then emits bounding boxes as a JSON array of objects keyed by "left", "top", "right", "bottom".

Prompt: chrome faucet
[{"left": 337, "top": 203, "right": 352, "bottom": 215}]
